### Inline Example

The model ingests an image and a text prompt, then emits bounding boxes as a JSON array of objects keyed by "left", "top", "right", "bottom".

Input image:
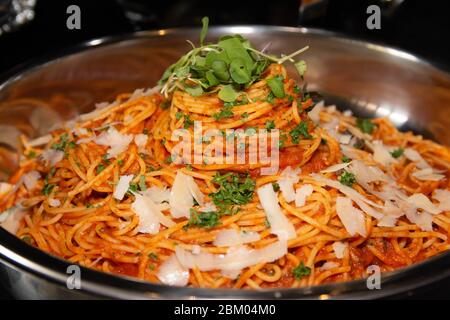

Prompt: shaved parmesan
[
  {"left": 157, "top": 254, "right": 189, "bottom": 286},
  {"left": 0, "top": 183, "right": 12, "bottom": 196},
  {"left": 48, "top": 198, "right": 61, "bottom": 207},
  {"left": 134, "top": 134, "right": 148, "bottom": 154},
  {"left": 406, "top": 193, "right": 441, "bottom": 215},
  {"left": 132, "top": 192, "right": 175, "bottom": 234},
  {"left": 405, "top": 210, "right": 433, "bottom": 232},
  {"left": 278, "top": 166, "right": 301, "bottom": 203},
  {"left": 294, "top": 184, "right": 313, "bottom": 207},
  {"left": 372, "top": 140, "right": 396, "bottom": 167},
  {"left": 145, "top": 186, "right": 170, "bottom": 204},
  {"left": 22, "top": 170, "right": 40, "bottom": 191},
  {"left": 332, "top": 241, "right": 347, "bottom": 259},
  {"left": 257, "top": 184, "right": 296, "bottom": 240},
  {"left": 340, "top": 145, "right": 360, "bottom": 160},
  {"left": 175, "top": 240, "right": 287, "bottom": 274},
  {"left": 320, "top": 162, "right": 351, "bottom": 174},
  {"left": 377, "top": 215, "right": 398, "bottom": 227},
  {"left": 41, "top": 149, "right": 64, "bottom": 166},
  {"left": 113, "top": 175, "right": 134, "bottom": 200},
  {"left": 308, "top": 101, "right": 324, "bottom": 124},
  {"left": 213, "top": 229, "right": 260, "bottom": 247},
  {"left": 319, "top": 261, "right": 339, "bottom": 271},
  {"left": 169, "top": 171, "right": 204, "bottom": 218},
  {"left": 335, "top": 197, "right": 367, "bottom": 237},
  {"left": 94, "top": 127, "right": 133, "bottom": 159},
  {"left": 433, "top": 189, "right": 450, "bottom": 211},
  {"left": 0, "top": 206, "right": 26, "bottom": 234},
  {"left": 339, "top": 134, "right": 352, "bottom": 145},
  {"left": 412, "top": 168, "right": 445, "bottom": 181},
  {"left": 27, "top": 134, "right": 52, "bottom": 147},
  {"left": 310, "top": 174, "right": 384, "bottom": 220},
  {"left": 404, "top": 148, "right": 431, "bottom": 169},
  {"left": 199, "top": 202, "right": 217, "bottom": 212}
]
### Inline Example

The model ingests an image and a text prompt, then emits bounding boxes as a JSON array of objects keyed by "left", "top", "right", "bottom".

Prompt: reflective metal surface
[{"left": 0, "top": 26, "right": 449, "bottom": 299}]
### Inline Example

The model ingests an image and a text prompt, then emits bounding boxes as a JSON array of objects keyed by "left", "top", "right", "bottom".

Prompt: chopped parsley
[
  {"left": 289, "top": 121, "right": 312, "bottom": 144},
  {"left": 339, "top": 171, "right": 356, "bottom": 187},
  {"left": 213, "top": 105, "right": 234, "bottom": 120},
  {"left": 96, "top": 164, "right": 105, "bottom": 174},
  {"left": 342, "top": 156, "right": 351, "bottom": 163},
  {"left": 148, "top": 252, "right": 158, "bottom": 261},
  {"left": 292, "top": 262, "right": 311, "bottom": 280},
  {"left": 209, "top": 172, "right": 255, "bottom": 214},
  {"left": 356, "top": 118, "right": 376, "bottom": 134},
  {"left": 265, "top": 120, "right": 275, "bottom": 131},
  {"left": 272, "top": 182, "right": 280, "bottom": 192},
  {"left": 390, "top": 148, "right": 404, "bottom": 159},
  {"left": 26, "top": 151, "right": 36, "bottom": 159},
  {"left": 186, "top": 208, "right": 221, "bottom": 229}
]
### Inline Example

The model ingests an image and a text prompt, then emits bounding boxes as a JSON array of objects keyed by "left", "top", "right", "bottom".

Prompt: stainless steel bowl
[{"left": 1, "top": 26, "right": 449, "bottom": 299}]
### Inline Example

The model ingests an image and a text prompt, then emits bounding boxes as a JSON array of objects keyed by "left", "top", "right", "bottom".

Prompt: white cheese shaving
[
  {"left": 26, "top": 134, "right": 52, "bottom": 147},
  {"left": 0, "top": 183, "right": 12, "bottom": 196},
  {"left": 332, "top": 241, "right": 347, "bottom": 259},
  {"left": 319, "top": 261, "right": 340, "bottom": 271},
  {"left": 113, "top": 175, "right": 134, "bottom": 200},
  {"left": 257, "top": 183, "right": 296, "bottom": 240},
  {"left": 433, "top": 189, "right": 450, "bottom": 211},
  {"left": 411, "top": 168, "right": 445, "bottom": 181},
  {"left": 278, "top": 166, "right": 301, "bottom": 203},
  {"left": 406, "top": 193, "right": 441, "bottom": 215},
  {"left": 48, "top": 198, "right": 61, "bottom": 207},
  {"left": 199, "top": 202, "right": 217, "bottom": 212},
  {"left": 169, "top": 171, "right": 204, "bottom": 218},
  {"left": 404, "top": 148, "right": 431, "bottom": 169},
  {"left": 294, "top": 184, "right": 314, "bottom": 207},
  {"left": 372, "top": 140, "right": 396, "bottom": 167},
  {"left": 175, "top": 240, "right": 287, "bottom": 275},
  {"left": 0, "top": 206, "right": 27, "bottom": 234},
  {"left": 156, "top": 254, "right": 189, "bottom": 286},
  {"left": 308, "top": 101, "right": 324, "bottom": 124},
  {"left": 22, "top": 170, "right": 40, "bottom": 191},
  {"left": 310, "top": 173, "right": 384, "bottom": 220},
  {"left": 145, "top": 186, "right": 171, "bottom": 204},
  {"left": 335, "top": 196, "right": 367, "bottom": 237},
  {"left": 93, "top": 127, "right": 133, "bottom": 159},
  {"left": 131, "top": 192, "right": 175, "bottom": 234},
  {"left": 134, "top": 134, "right": 148, "bottom": 153},
  {"left": 41, "top": 149, "right": 64, "bottom": 166},
  {"left": 213, "top": 229, "right": 261, "bottom": 247},
  {"left": 320, "top": 162, "right": 351, "bottom": 174}
]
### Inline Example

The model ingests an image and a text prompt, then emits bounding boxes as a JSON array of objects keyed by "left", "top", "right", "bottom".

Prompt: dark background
[{"left": 0, "top": 0, "right": 449, "bottom": 299}]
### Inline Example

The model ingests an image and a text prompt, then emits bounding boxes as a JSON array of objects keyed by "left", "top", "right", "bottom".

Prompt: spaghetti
[{"left": 0, "top": 29, "right": 449, "bottom": 290}]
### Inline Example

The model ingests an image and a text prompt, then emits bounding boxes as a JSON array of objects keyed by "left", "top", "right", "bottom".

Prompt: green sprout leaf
[
  {"left": 199, "top": 16, "right": 209, "bottom": 46},
  {"left": 218, "top": 85, "right": 239, "bottom": 102},
  {"left": 295, "top": 60, "right": 307, "bottom": 77},
  {"left": 266, "top": 75, "right": 285, "bottom": 98}
]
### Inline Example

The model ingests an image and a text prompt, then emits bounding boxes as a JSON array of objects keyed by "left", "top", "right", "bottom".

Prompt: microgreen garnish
[{"left": 158, "top": 17, "right": 309, "bottom": 103}]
